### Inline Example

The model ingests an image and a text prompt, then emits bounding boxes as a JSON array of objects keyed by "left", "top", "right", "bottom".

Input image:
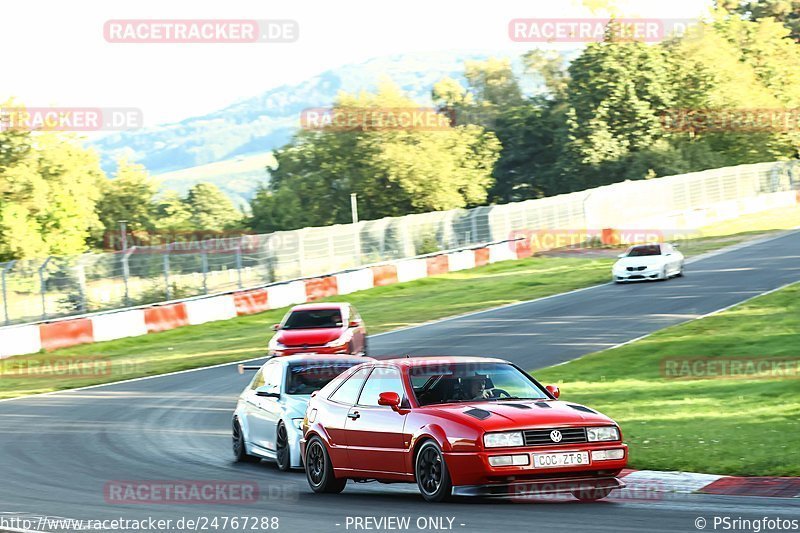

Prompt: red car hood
[
  {"left": 277, "top": 327, "right": 344, "bottom": 347},
  {"left": 427, "top": 400, "right": 615, "bottom": 430}
]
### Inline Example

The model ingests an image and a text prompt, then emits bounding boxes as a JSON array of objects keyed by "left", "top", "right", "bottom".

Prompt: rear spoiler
[{"left": 237, "top": 364, "right": 262, "bottom": 375}]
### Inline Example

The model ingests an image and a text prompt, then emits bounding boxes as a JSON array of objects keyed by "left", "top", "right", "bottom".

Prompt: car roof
[
  {"left": 378, "top": 356, "right": 510, "bottom": 367},
  {"left": 289, "top": 302, "right": 349, "bottom": 311},
  {"left": 270, "top": 354, "right": 371, "bottom": 365}
]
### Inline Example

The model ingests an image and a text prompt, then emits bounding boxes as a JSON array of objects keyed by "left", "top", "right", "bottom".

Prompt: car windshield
[
  {"left": 286, "top": 362, "right": 359, "bottom": 395},
  {"left": 283, "top": 309, "right": 343, "bottom": 329},
  {"left": 410, "top": 362, "right": 548, "bottom": 406},
  {"left": 626, "top": 245, "right": 661, "bottom": 257}
]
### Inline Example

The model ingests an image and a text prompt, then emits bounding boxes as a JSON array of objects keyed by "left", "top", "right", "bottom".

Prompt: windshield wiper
[{"left": 490, "top": 396, "right": 543, "bottom": 401}]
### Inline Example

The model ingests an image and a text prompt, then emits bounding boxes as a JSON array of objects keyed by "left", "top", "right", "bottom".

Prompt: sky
[{"left": 5, "top": 0, "right": 714, "bottom": 127}]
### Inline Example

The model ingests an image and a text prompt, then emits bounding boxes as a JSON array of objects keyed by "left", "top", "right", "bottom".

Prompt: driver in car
[{"left": 458, "top": 375, "right": 493, "bottom": 401}]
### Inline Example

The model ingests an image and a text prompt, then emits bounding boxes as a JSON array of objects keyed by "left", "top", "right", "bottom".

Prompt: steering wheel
[{"left": 485, "top": 388, "right": 511, "bottom": 399}]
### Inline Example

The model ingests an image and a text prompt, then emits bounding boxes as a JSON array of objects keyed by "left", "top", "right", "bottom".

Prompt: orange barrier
[
  {"left": 601, "top": 228, "right": 621, "bottom": 246},
  {"left": 474, "top": 247, "right": 490, "bottom": 267},
  {"left": 305, "top": 276, "right": 339, "bottom": 301},
  {"left": 371, "top": 264, "right": 399, "bottom": 286},
  {"left": 234, "top": 289, "right": 269, "bottom": 316},
  {"left": 426, "top": 255, "right": 449, "bottom": 276},
  {"left": 39, "top": 318, "right": 94, "bottom": 351},
  {"left": 144, "top": 303, "right": 189, "bottom": 333}
]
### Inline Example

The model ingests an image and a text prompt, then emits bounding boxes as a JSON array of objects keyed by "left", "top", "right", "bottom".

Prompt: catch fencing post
[
  {"left": 75, "top": 258, "right": 87, "bottom": 314},
  {"left": 2, "top": 260, "right": 16, "bottom": 325},
  {"left": 201, "top": 249, "right": 209, "bottom": 295},
  {"left": 122, "top": 248, "right": 134, "bottom": 307},
  {"left": 236, "top": 244, "right": 243, "bottom": 289},
  {"left": 38, "top": 256, "right": 54, "bottom": 320},
  {"left": 163, "top": 251, "right": 171, "bottom": 300}
]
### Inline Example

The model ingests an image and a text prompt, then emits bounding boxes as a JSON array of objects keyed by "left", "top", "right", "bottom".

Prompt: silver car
[{"left": 232, "top": 354, "right": 369, "bottom": 470}]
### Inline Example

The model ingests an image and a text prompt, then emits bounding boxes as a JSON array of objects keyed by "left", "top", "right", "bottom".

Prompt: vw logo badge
[{"left": 550, "top": 430, "right": 563, "bottom": 443}]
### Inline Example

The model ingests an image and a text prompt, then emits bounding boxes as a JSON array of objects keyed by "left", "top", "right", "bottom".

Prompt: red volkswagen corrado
[{"left": 301, "top": 357, "right": 627, "bottom": 502}]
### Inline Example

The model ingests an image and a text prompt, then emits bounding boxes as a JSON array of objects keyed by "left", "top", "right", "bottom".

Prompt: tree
[
  {"left": 95, "top": 159, "right": 158, "bottom": 246},
  {"left": 155, "top": 191, "right": 193, "bottom": 233},
  {"left": 0, "top": 113, "right": 105, "bottom": 260},
  {"left": 186, "top": 183, "right": 243, "bottom": 231},
  {"left": 250, "top": 83, "right": 501, "bottom": 232}
]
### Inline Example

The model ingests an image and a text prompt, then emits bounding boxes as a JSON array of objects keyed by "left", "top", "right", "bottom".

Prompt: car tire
[
  {"left": 415, "top": 441, "right": 453, "bottom": 503},
  {"left": 361, "top": 337, "right": 369, "bottom": 357},
  {"left": 305, "top": 436, "right": 346, "bottom": 494},
  {"left": 232, "top": 419, "right": 261, "bottom": 463},
  {"left": 572, "top": 487, "right": 613, "bottom": 501},
  {"left": 276, "top": 422, "right": 291, "bottom": 471},
  {"left": 659, "top": 266, "right": 668, "bottom": 281},
  {"left": 676, "top": 263, "right": 685, "bottom": 277}
]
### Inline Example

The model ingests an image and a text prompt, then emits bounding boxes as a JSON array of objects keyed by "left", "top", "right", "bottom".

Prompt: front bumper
[
  {"left": 453, "top": 475, "right": 625, "bottom": 497},
  {"left": 443, "top": 443, "right": 627, "bottom": 488},
  {"left": 614, "top": 269, "right": 660, "bottom": 282}
]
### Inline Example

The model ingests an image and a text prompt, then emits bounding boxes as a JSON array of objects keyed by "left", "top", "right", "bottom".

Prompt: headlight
[
  {"left": 292, "top": 418, "right": 303, "bottom": 430},
  {"left": 324, "top": 335, "right": 351, "bottom": 348},
  {"left": 483, "top": 431, "right": 524, "bottom": 448},
  {"left": 587, "top": 426, "right": 620, "bottom": 442}
]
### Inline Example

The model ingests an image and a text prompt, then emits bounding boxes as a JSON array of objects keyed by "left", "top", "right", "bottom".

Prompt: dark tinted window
[
  {"left": 329, "top": 367, "right": 370, "bottom": 405},
  {"left": 286, "top": 361, "right": 360, "bottom": 395},
  {"left": 284, "top": 309, "right": 343, "bottom": 329},
  {"left": 627, "top": 245, "right": 661, "bottom": 257},
  {"left": 358, "top": 367, "right": 405, "bottom": 407},
  {"left": 410, "top": 363, "right": 547, "bottom": 406}
]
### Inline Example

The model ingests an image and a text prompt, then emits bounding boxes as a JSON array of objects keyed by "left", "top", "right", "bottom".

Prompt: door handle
[{"left": 347, "top": 411, "right": 360, "bottom": 420}]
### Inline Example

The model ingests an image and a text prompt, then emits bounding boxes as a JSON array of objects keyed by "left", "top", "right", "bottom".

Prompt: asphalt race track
[{"left": 1, "top": 230, "right": 799, "bottom": 533}]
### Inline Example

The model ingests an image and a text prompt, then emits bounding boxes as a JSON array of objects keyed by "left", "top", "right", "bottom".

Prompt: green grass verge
[
  {"left": 0, "top": 256, "right": 614, "bottom": 398},
  {"left": 535, "top": 282, "right": 800, "bottom": 476}
]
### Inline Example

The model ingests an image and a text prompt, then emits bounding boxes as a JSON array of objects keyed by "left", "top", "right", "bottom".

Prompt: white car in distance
[
  {"left": 612, "top": 243, "right": 685, "bottom": 283},
  {"left": 232, "top": 354, "right": 369, "bottom": 470}
]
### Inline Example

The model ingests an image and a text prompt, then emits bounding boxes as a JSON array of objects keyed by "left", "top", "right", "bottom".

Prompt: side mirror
[
  {"left": 271, "top": 323, "right": 281, "bottom": 331},
  {"left": 616, "top": 253, "right": 626, "bottom": 259},
  {"left": 348, "top": 319, "right": 361, "bottom": 328},
  {"left": 255, "top": 386, "right": 280, "bottom": 399},
  {"left": 672, "top": 243, "right": 680, "bottom": 248},
  {"left": 545, "top": 384, "right": 560, "bottom": 399},
  {"left": 378, "top": 391, "right": 401, "bottom": 411}
]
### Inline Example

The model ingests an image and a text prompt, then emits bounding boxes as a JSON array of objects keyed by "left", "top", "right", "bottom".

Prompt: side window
[
  {"left": 358, "top": 367, "right": 405, "bottom": 407},
  {"left": 329, "top": 367, "right": 371, "bottom": 405},
  {"left": 263, "top": 363, "right": 283, "bottom": 393},
  {"left": 250, "top": 369, "right": 265, "bottom": 390}
]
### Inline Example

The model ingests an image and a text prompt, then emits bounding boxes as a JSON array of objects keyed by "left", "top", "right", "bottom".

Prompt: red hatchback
[
  {"left": 268, "top": 303, "right": 367, "bottom": 357},
  {"left": 301, "top": 357, "right": 627, "bottom": 502}
]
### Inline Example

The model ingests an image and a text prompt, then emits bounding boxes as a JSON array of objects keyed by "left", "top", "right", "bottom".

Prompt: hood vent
[
  {"left": 534, "top": 401, "right": 552, "bottom": 408},
  {"left": 504, "top": 403, "right": 532, "bottom": 409},
  {"left": 568, "top": 404, "right": 596, "bottom": 414},
  {"left": 463, "top": 408, "right": 492, "bottom": 420}
]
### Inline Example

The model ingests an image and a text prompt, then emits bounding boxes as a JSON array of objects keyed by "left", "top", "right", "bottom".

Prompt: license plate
[{"left": 532, "top": 451, "right": 589, "bottom": 468}]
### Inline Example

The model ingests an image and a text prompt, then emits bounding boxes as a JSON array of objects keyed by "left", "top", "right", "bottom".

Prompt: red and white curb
[{"left": 619, "top": 469, "right": 800, "bottom": 499}]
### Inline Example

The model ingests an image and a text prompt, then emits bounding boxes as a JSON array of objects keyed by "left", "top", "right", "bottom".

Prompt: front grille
[
  {"left": 523, "top": 427, "right": 588, "bottom": 446},
  {"left": 626, "top": 266, "right": 646, "bottom": 271}
]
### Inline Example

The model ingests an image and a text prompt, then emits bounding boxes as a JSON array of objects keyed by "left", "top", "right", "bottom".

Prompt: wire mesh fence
[{"left": 1, "top": 160, "right": 798, "bottom": 326}]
